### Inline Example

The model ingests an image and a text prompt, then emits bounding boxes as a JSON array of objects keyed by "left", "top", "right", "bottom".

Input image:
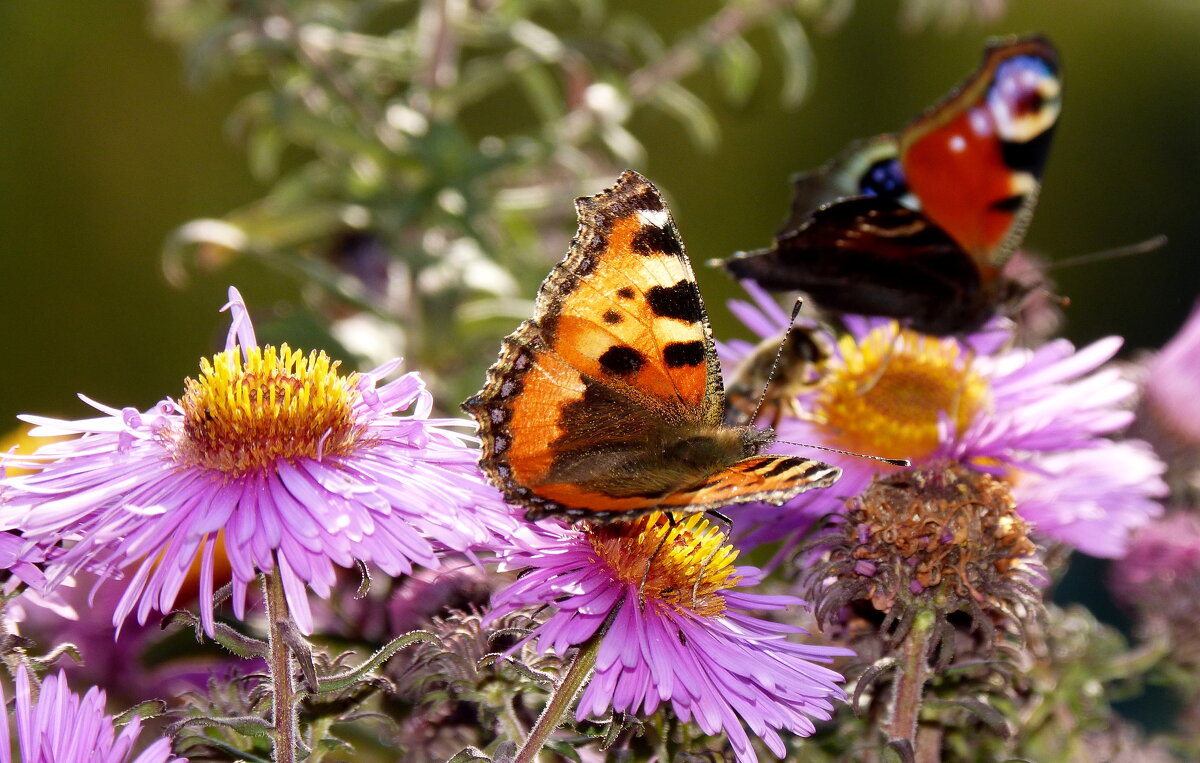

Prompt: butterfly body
[
  {"left": 465, "top": 171, "right": 840, "bottom": 522},
  {"left": 720, "top": 35, "right": 1061, "bottom": 336}
]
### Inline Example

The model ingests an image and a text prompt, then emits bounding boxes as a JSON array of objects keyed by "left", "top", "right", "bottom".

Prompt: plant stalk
[
  {"left": 887, "top": 608, "right": 936, "bottom": 754},
  {"left": 512, "top": 613, "right": 610, "bottom": 763},
  {"left": 264, "top": 568, "right": 299, "bottom": 763}
]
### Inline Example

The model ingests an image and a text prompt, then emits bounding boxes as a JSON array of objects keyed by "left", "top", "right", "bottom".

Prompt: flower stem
[
  {"left": 628, "top": 0, "right": 796, "bottom": 101},
  {"left": 887, "top": 608, "right": 936, "bottom": 754},
  {"left": 513, "top": 619, "right": 608, "bottom": 763},
  {"left": 264, "top": 568, "right": 299, "bottom": 763}
]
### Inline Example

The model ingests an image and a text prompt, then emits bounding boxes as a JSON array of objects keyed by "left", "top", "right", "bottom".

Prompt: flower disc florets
[
  {"left": 587, "top": 514, "right": 740, "bottom": 618},
  {"left": 805, "top": 463, "right": 1043, "bottom": 659},
  {"left": 177, "top": 345, "right": 365, "bottom": 474},
  {"left": 815, "top": 328, "right": 991, "bottom": 462}
]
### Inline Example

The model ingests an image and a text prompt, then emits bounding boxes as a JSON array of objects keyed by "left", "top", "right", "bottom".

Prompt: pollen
[
  {"left": 814, "top": 324, "right": 991, "bottom": 461},
  {"left": 588, "top": 513, "right": 741, "bottom": 618},
  {"left": 175, "top": 344, "right": 364, "bottom": 475}
]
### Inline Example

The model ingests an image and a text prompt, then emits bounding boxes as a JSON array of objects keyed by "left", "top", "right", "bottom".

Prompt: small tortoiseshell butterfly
[
  {"left": 464, "top": 171, "right": 841, "bottom": 522},
  {"left": 719, "top": 35, "right": 1061, "bottom": 336}
]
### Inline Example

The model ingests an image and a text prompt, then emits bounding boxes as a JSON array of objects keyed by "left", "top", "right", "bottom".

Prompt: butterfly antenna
[
  {"left": 747, "top": 297, "right": 806, "bottom": 425},
  {"left": 1047, "top": 234, "right": 1168, "bottom": 271},
  {"left": 775, "top": 439, "right": 909, "bottom": 467}
]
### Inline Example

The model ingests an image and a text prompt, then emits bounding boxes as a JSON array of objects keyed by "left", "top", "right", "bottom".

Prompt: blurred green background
[{"left": 1, "top": 0, "right": 1197, "bottom": 425}]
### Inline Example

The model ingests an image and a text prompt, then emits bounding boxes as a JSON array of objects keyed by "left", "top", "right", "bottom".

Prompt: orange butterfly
[{"left": 464, "top": 171, "right": 841, "bottom": 521}]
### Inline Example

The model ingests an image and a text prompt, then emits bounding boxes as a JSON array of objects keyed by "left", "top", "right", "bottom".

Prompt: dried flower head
[{"left": 804, "top": 463, "right": 1043, "bottom": 663}]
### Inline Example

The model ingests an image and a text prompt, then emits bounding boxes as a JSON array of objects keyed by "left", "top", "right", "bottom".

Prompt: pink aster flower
[
  {"left": 1110, "top": 511, "right": 1200, "bottom": 669},
  {"left": 489, "top": 514, "right": 850, "bottom": 763},
  {"left": 1135, "top": 299, "right": 1200, "bottom": 495},
  {"left": 0, "top": 287, "right": 517, "bottom": 635},
  {"left": 720, "top": 284, "right": 1165, "bottom": 558},
  {"left": 0, "top": 664, "right": 183, "bottom": 763}
]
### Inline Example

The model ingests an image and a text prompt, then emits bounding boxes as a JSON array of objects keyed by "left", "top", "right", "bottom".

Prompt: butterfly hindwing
[{"left": 725, "top": 198, "right": 991, "bottom": 335}]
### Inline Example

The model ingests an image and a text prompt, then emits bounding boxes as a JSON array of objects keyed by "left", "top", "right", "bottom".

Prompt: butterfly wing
[
  {"left": 466, "top": 171, "right": 839, "bottom": 520},
  {"left": 720, "top": 36, "right": 1058, "bottom": 335},
  {"left": 723, "top": 197, "right": 990, "bottom": 335},
  {"left": 900, "top": 35, "right": 1061, "bottom": 269},
  {"left": 778, "top": 134, "right": 904, "bottom": 234}
]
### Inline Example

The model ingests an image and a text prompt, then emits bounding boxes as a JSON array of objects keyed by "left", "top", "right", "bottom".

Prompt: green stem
[
  {"left": 887, "top": 609, "right": 936, "bottom": 755},
  {"left": 628, "top": 0, "right": 797, "bottom": 102},
  {"left": 513, "top": 619, "right": 609, "bottom": 763},
  {"left": 264, "top": 569, "right": 299, "bottom": 763}
]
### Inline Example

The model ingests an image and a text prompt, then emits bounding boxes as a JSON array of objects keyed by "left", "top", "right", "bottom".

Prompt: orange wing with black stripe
[{"left": 464, "top": 171, "right": 840, "bottom": 521}]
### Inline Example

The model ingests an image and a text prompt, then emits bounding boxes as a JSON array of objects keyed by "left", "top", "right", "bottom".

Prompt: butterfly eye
[{"left": 859, "top": 158, "right": 908, "bottom": 199}]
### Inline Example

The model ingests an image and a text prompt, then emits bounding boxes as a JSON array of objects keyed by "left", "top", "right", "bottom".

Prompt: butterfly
[
  {"left": 463, "top": 171, "right": 841, "bottom": 522},
  {"left": 719, "top": 35, "right": 1062, "bottom": 336}
]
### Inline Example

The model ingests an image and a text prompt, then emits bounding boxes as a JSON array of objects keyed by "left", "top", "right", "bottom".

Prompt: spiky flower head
[
  {"left": 1111, "top": 511, "right": 1200, "bottom": 676},
  {"left": 0, "top": 287, "right": 517, "bottom": 635},
  {"left": 803, "top": 463, "right": 1043, "bottom": 664}
]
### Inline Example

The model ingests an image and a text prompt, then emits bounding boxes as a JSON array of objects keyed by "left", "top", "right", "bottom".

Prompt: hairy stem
[
  {"left": 513, "top": 612, "right": 611, "bottom": 763},
  {"left": 887, "top": 608, "right": 936, "bottom": 754},
  {"left": 264, "top": 568, "right": 299, "bottom": 763}
]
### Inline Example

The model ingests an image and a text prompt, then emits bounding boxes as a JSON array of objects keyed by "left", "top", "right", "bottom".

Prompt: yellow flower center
[
  {"left": 176, "top": 344, "right": 364, "bottom": 475},
  {"left": 815, "top": 325, "right": 991, "bottom": 462},
  {"left": 588, "top": 513, "right": 741, "bottom": 618}
]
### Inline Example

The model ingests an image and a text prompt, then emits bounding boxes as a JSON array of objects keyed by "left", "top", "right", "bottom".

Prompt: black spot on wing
[
  {"left": 621, "top": 187, "right": 665, "bottom": 214},
  {"left": 617, "top": 287, "right": 635, "bottom": 299},
  {"left": 631, "top": 224, "right": 685, "bottom": 257},
  {"left": 1000, "top": 126, "right": 1056, "bottom": 177},
  {"left": 990, "top": 194, "right": 1026, "bottom": 212},
  {"left": 646, "top": 281, "right": 703, "bottom": 323},
  {"left": 663, "top": 341, "right": 705, "bottom": 368},
  {"left": 603, "top": 309, "right": 622, "bottom": 325},
  {"left": 598, "top": 345, "right": 646, "bottom": 376}
]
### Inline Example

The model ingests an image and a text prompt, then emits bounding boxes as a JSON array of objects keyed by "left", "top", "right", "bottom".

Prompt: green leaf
[
  {"left": 770, "top": 15, "right": 815, "bottom": 108},
  {"left": 715, "top": 35, "right": 761, "bottom": 107},
  {"left": 649, "top": 81, "right": 719, "bottom": 152}
]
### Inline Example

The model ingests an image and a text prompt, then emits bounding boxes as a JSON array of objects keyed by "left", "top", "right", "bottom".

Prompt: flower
[
  {"left": 1110, "top": 511, "right": 1200, "bottom": 670},
  {"left": 489, "top": 513, "right": 851, "bottom": 763},
  {"left": 0, "top": 664, "right": 183, "bottom": 763},
  {"left": 804, "top": 463, "right": 1043, "bottom": 663},
  {"left": 1135, "top": 299, "right": 1200, "bottom": 496},
  {"left": 720, "top": 285, "right": 1166, "bottom": 557},
  {"left": 0, "top": 287, "right": 517, "bottom": 635}
]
